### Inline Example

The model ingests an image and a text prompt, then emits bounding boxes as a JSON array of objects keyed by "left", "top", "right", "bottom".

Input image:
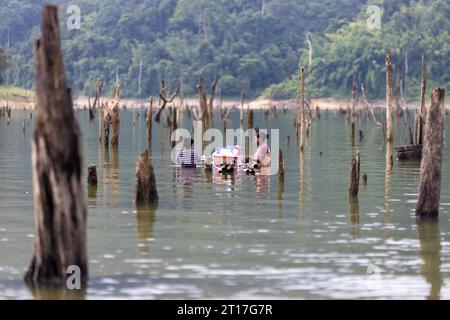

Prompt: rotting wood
[
  {"left": 135, "top": 149, "right": 159, "bottom": 205},
  {"left": 416, "top": 88, "right": 445, "bottom": 218},
  {"left": 24, "top": 5, "right": 87, "bottom": 287}
]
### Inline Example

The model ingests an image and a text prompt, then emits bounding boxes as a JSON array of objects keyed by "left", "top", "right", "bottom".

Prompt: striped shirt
[{"left": 176, "top": 149, "right": 201, "bottom": 167}]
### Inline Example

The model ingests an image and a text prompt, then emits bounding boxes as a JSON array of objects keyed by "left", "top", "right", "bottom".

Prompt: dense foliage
[
  {"left": 264, "top": 0, "right": 450, "bottom": 100},
  {"left": 0, "top": 0, "right": 362, "bottom": 98},
  {"left": 1, "top": 0, "right": 448, "bottom": 100}
]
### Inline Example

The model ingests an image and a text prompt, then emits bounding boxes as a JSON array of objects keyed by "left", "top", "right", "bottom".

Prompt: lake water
[{"left": 1, "top": 108, "right": 450, "bottom": 299}]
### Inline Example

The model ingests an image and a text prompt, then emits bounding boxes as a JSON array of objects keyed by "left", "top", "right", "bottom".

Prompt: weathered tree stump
[
  {"left": 395, "top": 144, "right": 422, "bottom": 160},
  {"left": 146, "top": 96, "right": 153, "bottom": 142},
  {"left": 207, "top": 75, "right": 220, "bottom": 118},
  {"left": 110, "top": 83, "right": 120, "bottom": 147},
  {"left": 135, "top": 150, "right": 159, "bottom": 205},
  {"left": 298, "top": 67, "right": 306, "bottom": 151},
  {"left": 416, "top": 88, "right": 445, "bottom": 218},
  {"left": 87, "top": 164, "right": 97, "bottom": 187},
  {"left": 279, "top": 150, "right": 284, "bottom": 180},
  {"left": 103, "top": 102, "right": 110, "bottom": 147},
  {"left": 348, "top": 152, "right": 360, "bottom": 198},
  {"left": 248, "top": 110, "right": 254, "bottom": 130},
  {"left": 24, "top": 5, "right": 87, "bottom": 287},
  {"left": 417, "top": 56, "right": 427, "bottom": 145},
  {"left": 385, "top": 53, "right": 393, "bottom": 142}
]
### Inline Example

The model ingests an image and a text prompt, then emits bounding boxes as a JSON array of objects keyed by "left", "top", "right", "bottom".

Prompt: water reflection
[
  {"left": 136, "top": 205, "right": 157, "bottom": 256},
  {"left": 3, "top": 109, "right": 450, "bottom": 299},
  {"left": 111, "top": 146, "right": 120, "bottom": 207},
  {"left": 417, "top": 220, "right": 443, "bottom": 300},
  {"left": 348, "top": 198, "right": 360, "bottom": 239},
  {"left": 26, "top": 283, "right": 86, "bottom": 300},
  {"left": 384, "top": 141, "right": 393, "bottom": 239}
]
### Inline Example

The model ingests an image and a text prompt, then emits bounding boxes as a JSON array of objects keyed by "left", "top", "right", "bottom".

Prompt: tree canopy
[
  {"left": 1, "top": 0, "right": 448, "bottom": 101},
  {"left": 0, "top": 0, "right": 362, "bottom": 98},
  {"left": 264, "top": 0, "right": 450, "bottom": 101}
]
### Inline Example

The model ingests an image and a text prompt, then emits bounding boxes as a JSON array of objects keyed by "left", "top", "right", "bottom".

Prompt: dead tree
[
  {"left": 416, "top": 88, "right": 445, "bottom": 218},
  {"left": 88, "top": 96, "right": 94, "bottom": 120},
  {"left": 279, "top": 150, "right": 285, "bottom": 180},
  {"left": 248, "top": 110, "right": 254, "bottom": 130},
  {"left": 197, "top": 75, "right": 209, "bottom": 122},
  {"left": 24, "top": 5, "right": 87, "bottom": 287},
  {"left": 348, "top": 152, "right": 360, "bottom": 198},
  {"left": 155, "top": 81, "right": 179, "bottom": 123},
  {"left": 135, "top": 149, "right": 159, "bottom": 205},
  {"left": 394, "top": 62, "right": 403, "bottom": 117},
  {"left": 385, "top": 53, "right": 393, "bottom": 142},
  {"left": 89, "top": 79, "right": 103, "bottom": 122},
  {"left": 146, "top": 96, "right": 153, "bottom": 142},
  {"left": 87, "top": 164, "right": 98, "bottom": 187},
  {"left": 207, "top": 75, "right": 220, "bottom": 117},
  {"left": 361, "top": 84, "right": 381, "bottom": 126},
  {"left": 298, "top": 67, "right": 305, "bottom": 151},
  {"left": 416, "top": 56, "right": 427, "bottom": 145},
  {"left": 103, "top": 101, "right": 111, "bottom": 147},
  {"left": 110, "top": 82, "right": 120, "bottom": 147},
  {"left": 351, "top": 73, "right": 357, "bottom": 142},
  {"left": 240, "top": 90, "right": 244, "bottom": 125}
]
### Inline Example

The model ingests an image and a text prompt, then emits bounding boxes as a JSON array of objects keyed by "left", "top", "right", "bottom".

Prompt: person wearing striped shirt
[{"left": 176, "top": 138, "right": 201, "bottom": 167}]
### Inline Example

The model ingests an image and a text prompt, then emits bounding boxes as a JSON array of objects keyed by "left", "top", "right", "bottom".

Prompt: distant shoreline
[{"left": 0, "top": 94, "right": 444, "bottom": 111}]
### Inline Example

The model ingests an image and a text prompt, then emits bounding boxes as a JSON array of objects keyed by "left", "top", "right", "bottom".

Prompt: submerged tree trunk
[
  {"left": 135, "top": 150, "right": 159, "bottom": 205},
  {"left": 110, "top": 83, "right": 120, "bottom": 147},
  {"left": 207, "top": 76, "right": 219, "bottom": 119},
  {"left": 299, "top": 67, "right": 305, "bottom": 151},
  {"left": 24, "top": 5, "right": 87, "bottom": 287},
  {"left": 385, "top": 53, "right": 393, "bottom": 142},
  {"left": 146, "top": 97, "right": 153, "bottom": 142},
  {"left": 416, "top": 88, "right": 445, "bottom": 218},
  {"left": 418, "top": 56, "right": 427, "bottom": 145},
  {"left": 348, "top": 152, "right": 360, "bottom": 198},
  {"left": 103, "top": 102, "right": 111, "bottom": 147}
]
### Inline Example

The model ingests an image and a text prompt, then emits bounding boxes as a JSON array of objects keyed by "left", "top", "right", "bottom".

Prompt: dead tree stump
[
  {"left": 103, "top": 102, "right": 111, "bottom": 147},
  {"left": 416, "top": 88, "right": 445, "bottom": 218},
  {"left": 348, "top": 152, "right": 360, "bottom": 198},
  {"left": 110, "top": 83, "right": 120, "bottom": 147},
  {"left": 417, "top": 56, "right": 427, "bottom": 145},
  {"left": 279, "top": 150, "right": 285, "bottom": 180},
  {"left": 87, "top": 164, "right": 97, "bottom": 187},
  {"left": 146, "top": 97, "right": 153, "bottom": 142},
  {"left": 135, "top": 150, "right": 159, "bottom": 205},
  {"left": 385, "top": 53, "right": 393, "bottom": 142},
  {"left": 24, "top": 5, "right": 87, "bottom": 287},
  {"left": 248, "top": 110, "right": 254, "bottom": 130}
]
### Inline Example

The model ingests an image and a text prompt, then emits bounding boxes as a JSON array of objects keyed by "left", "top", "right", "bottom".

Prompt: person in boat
[
  {"left": 176, "top": 138, "right": 201, "bottom": 167},
  {"left": 246, "top": 129, "right": 271, "bottom": 168}
]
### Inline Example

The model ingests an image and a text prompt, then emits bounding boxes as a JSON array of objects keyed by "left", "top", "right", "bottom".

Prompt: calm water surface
[{"left": 1, "top": 108, "right": 450, "bottom": 299}]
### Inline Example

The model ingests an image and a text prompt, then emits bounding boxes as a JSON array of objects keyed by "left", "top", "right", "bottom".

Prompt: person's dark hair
[{"left": 191, "top": 138, "right": 194, "bottom": 146}]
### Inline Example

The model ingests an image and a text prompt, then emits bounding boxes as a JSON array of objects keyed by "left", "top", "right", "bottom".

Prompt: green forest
[{"left": 0, "top": 0, "right": 449, "bottom": 100}]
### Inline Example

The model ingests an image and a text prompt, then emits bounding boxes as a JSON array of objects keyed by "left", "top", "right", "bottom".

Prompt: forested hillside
[
  {"left": 0, "top": 0, "right": 448, "bottom": 100},
  {"left": 0, "top": 0, "right": 363, "bottom": 97},
  {"left": 264, "top": 0, "right": 450, "bottom": 100}
]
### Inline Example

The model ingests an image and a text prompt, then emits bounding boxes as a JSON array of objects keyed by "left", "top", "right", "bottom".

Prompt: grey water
[{"left": 1, "top": 108, "right": 450, "bottom": 299}]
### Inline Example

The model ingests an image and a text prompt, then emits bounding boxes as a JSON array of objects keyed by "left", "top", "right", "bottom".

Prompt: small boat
[{"left": 202, "top": 146, "right": 263, "bottom": 176}]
